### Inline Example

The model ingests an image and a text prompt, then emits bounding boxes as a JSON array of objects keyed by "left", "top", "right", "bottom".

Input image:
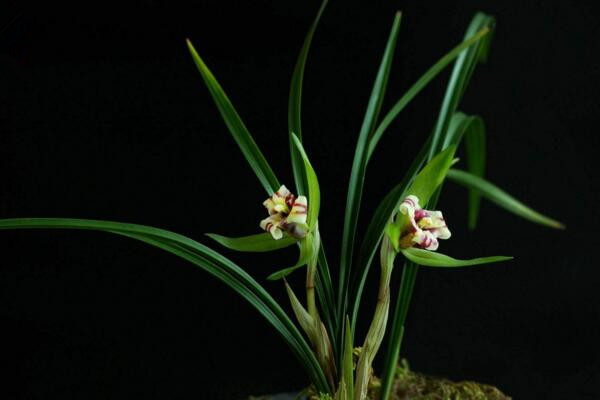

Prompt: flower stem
[{"left": 354, "top": 236, "right": 396, "bottom": 399}]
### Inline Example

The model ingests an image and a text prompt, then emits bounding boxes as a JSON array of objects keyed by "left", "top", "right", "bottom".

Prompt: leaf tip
[
  {"left": 267, "top": 271, "right": 281, "bottom": 281},
  {"left": 553, "top": 221, "right": 566, "bottom": 230}
]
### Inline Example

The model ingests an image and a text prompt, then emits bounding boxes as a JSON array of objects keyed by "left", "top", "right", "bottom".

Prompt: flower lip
[
  {"left": 260, "top": 185, "right": 309, "bottom": 240},
  {"left": 398, "top": 195, "right": 451, "bottom": 251}
]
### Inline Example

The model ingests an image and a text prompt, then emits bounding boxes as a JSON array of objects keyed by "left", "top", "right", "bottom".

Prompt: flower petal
[
  {"left": 412, "top": 230, "right": 439, "bottom": 251},
  {"left": 271, "top": 185, "right": 293, "bottom": 214},
  {"left": 287, "top": 196, "right": 308, "bottom": 225},
  {"left": 399, "top": 195, "right": 421, "bottom": 231},
  {"left": 260, "top": 214, "right": 284, "bottom": 240}
]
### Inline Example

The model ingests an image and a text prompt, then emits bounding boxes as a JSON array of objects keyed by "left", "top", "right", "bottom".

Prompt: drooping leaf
[
  {"left": 291, "top": 133, "right": 320, "bottom": 228},
  {"left": 206, "top": 232, "right": 297, "bottom": 252},
  {"left": 186, "top": 39, "right": 280, "bottom": 195},
  {"left": 288, "top": 0, "right": 328, "bottom": 197},
  {"left": 0, "top": 217, "right": 330, "bottom": 392},
  {"left": 338, "top": 11, "right": 402, "bottom": 338},
  {"left": 401, "top": 247, "right": 512, "bottom": 267},
  {"left": 447, "top": 169, "right": 565, "bottom": 229}
]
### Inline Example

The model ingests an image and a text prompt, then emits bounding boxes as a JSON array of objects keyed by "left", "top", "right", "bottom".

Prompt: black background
[{"left": 1, "top": 1, "right": 599, "bottom": 399}]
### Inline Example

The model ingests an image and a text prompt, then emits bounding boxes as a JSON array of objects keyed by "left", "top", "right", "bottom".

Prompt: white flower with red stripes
[
  {"left": 260, "top": 185, "right": 308, "bottom": 240},
  {"left": 397, "top": 195, "right": 451, "bottom": 251}
]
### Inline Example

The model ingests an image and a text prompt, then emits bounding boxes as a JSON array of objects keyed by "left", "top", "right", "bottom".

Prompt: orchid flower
[
  {"left": 397, "top": 195, "right": 451, "bottom": 251},
  {"left": 260, "top": 185, "right": 309, "bottom": 240}
]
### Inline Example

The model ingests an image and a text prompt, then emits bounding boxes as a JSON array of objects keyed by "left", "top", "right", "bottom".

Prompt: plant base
[{"left": 249, "top": 360, "right": 511, "bottom": 400}]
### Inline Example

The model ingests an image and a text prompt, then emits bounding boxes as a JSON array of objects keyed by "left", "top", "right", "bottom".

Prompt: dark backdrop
[{"left": 1, "top": 1, "right": 599, "bottom": 399}]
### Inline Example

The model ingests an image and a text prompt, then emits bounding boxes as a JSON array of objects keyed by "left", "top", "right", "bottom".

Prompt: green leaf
[
  {"left": 366, "top": 27, "right": 490, "bottom": 161},
  {"left": 267, "top": 232, "right": 315, "bottom": 280},
  {"left": 186, "top": 39, "right": 280, "bottom": 195},
  {"left": 0, "top": 217, "right": 330, "bottom": 392},
  {"left": 338, "top": 11, "right": 402, "bottom": 339},
  {"left": 405, "top": 145, "right": 457, "bottom": 206},
  {"left": 291, "top": 133, "right": 320, "bottom": 228},
  {"left": 445, "top": 112, "right": 487, "bottom": 229},
  {"left": 206, "top": 232, "right": 297, "bottom": 252},
  {"left": 464, "top": 118, "right": 486, "bottom": 229},
  {"left": 379, "top": 261, "right": 416, "bottom": 400},
  {"left": 341, "top": 316, "right": 354, "bottom": 400},
  {"left": 315, "top": 244, "right": 337, "bottom": 358},
  {"left": 401, "top": 247, "right": 512, "bottom": 267},
  {"left": 288, "top": 0, "right": 328, "bottom": 197},
  {"left": 447, "top": 169, "right": 565, "bottom": 229},
  {"left": 428, "top": 12, "right": 495, "bottom": 159}
]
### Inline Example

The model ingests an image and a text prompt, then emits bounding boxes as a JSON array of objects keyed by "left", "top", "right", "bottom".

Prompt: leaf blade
[
  {"left": 445, "top": 112, "right": 486, "bottom": 229},
  {"left": 267, "top": 231, "right": 315, "bottom": 281},
  {"left": 339, "top": 11, "right": 402, "bottom": 337},
  {"left": 366, "top": 27, "right": 490, "bottom": 161},
  {"left": 0, "top": 217, "right": 330, "bottom": 392},
  {"left": 288, "top": 0, "right": 328, "bottom": 197},
  {"left": 206, "top": 232, "right": 297, "bottom": 252},
  {"left": 186, "top": 39, "right": 280, "bottom": 194},
  {"left": 401, "top": 247, "right": 512, "bottom": 267},
  {"left": 447, "top": 169, "right": 565, "bottom": 229},
  {"left": 291, "top": 133, "right": 320, "bottom": 227}
]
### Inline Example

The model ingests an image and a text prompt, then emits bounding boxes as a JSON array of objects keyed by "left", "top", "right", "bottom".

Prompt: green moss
[{"left": 378, "top": 359, "right": 511, "bottom": 400}]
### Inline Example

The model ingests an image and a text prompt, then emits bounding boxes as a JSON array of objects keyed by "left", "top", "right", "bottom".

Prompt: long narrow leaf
[
  {"left": 186, "top": 39, "right": 280, "bottom": 194},
  {"left": 315, "top": 244, "right": 337, "bottom": 357},
  {"left": 401, "top": 247, "right": 512, "bottom": 267},
  {"left": 366, "top": 28, "right": 490, "bottom": 161},
  {"left": 428, "top": 13, "right": 495, "bottom": 159},
  {"left": 464, "top": 117, "right": 486, "bottom": 229},
  {"left": 342, "top": 316, "right": 354, "bottom": 400},
  {"left": 206, "top": 232, "right": 296, "bottom": 252},
  {"left": 291, "top": 133, "right": 320, "bottom": 227},
  {"left": 338, "top": 12, "right": 402, "bottom": 339},
  {"left": 445, "top": 112, "right": 486, "bottom": 229},
  {"left": 288, "top": 0, "right": 328, "bottom": 197},
  {"left": 0, "top": 217, "right": 330, "bottom": 392},
  {"left": 447, "top": 169, "right": 565, "bottom": 229}
]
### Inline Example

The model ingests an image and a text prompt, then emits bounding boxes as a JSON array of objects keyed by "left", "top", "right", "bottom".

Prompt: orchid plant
[{"left": 0, "top": 2, "right": 563, "bottom": 399}]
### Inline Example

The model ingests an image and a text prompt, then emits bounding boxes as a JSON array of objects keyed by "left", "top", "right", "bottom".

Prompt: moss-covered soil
[{"left": 250, "top": 360, "right": 511, "bottom": 400}]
